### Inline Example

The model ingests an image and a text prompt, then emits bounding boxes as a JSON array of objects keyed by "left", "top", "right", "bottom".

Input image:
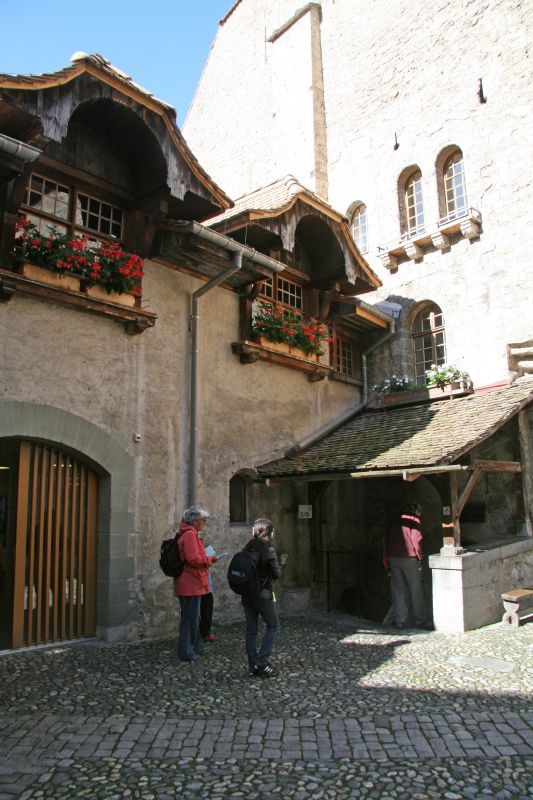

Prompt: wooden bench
[{"left": 501, "top": 588, "right": 533, "bottom": 627}]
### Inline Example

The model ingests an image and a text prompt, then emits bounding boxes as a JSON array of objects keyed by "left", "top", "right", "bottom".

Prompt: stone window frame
[
  {"left": 436, "top": 146, "right": 467, "bottom": 223},
  {"left": 412, "top": 302, "right": 447, "bottom": 386},
  {"left": 401, "top": 167, "right": 425, "bottom": 238},
  {"left": 348, "top": 202, "right": 368, "bottom": 254}
]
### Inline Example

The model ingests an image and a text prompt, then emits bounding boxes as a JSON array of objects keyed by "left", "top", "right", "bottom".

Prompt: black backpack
[
  {"left": 227, "top": 547, "right": 261, "bottom": 595},
  {"left": 160, "top": 532, "right": 185, "bottom": 578}
]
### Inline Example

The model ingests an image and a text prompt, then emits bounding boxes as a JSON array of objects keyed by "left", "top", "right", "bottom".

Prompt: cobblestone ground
[{"left": 0, "top": 615, "right": 531, "bottom": 799}]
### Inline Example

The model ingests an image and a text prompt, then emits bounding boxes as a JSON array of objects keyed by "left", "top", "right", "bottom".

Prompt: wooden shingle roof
[{"left": 257, "top": 378, "right": 533, "bottom": 478}]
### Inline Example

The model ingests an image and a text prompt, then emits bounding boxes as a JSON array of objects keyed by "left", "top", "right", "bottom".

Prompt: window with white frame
[
  {"left": 259, "top": 274, "right": 303, "bottom": 310},
  {"left": 443, "top": 150, "right": 467, "bottom": 220},
  {"left": 24, "top": 172, "right": 124, "bottom": 242},
  {"left": 404, "top": 170, "right": 425, "bottom": 237},
  {"left": 334, "top": 333, "right": 355, "bottom": 377},
  {"left": 412, "top": 303, "right": 447, "bottom": 386},
  {"left": 350, "top": 203, "right": 368, "bottom": 254}
]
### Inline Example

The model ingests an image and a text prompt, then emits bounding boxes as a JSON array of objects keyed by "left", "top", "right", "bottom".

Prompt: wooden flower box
[
  {"left": 20, "top": 262, "right": 81, "bottom": 292},
  {"left": 85, "top": 284, "right": 137, "bottom": 308},
  {"left": 255, "top": 335, "right": 318, "bottom": 362}
]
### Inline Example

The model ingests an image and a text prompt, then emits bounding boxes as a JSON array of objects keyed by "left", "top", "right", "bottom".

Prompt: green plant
[
  {"left": 373, "top": 375, "right": 415, "bottom": 394},
  {"left": 14, "top": 216, "right": 144, "bottom": 297},
  {"left": 251, "top": 301, "right": 331, "bottom": 355},
  {"left": 425, "top": 363, "right": 472, "bottom": 388}
]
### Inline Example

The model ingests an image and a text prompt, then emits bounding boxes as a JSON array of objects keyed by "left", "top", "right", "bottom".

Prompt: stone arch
[{"left": 0, "top": 399, "right": 136, "bottom": 642}]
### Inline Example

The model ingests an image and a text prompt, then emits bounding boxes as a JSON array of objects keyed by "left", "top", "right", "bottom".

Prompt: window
[
  {"left": 334, "top": 333, "right": 355, "bottom": 377},
  {"left": 443, "top": 150, "right": 466, "bottom": 220},
  {"left": 229, "top": 475, "right": 247, "bottom": 523},
  {"left": 350, "top": 204, "right": 368, "bottom": 254},
  {"left": 259, "top": 274, "right": 304, "bottom": 311},
  {"left": 23, "top": 171, "right": 124, "bottom": 242},
  {"left": 404, "top": 170, "right": 425, "bottom": 237},
  {"left": 412, "top": 304, "right": 447, "bottom": 386}
]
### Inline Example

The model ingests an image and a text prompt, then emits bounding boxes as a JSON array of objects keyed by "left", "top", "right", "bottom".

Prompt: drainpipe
[{"left": 189, "top": 250, "right": 243, "bottom": 505}]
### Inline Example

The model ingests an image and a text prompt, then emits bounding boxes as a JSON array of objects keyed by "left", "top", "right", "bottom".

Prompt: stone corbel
[
  {"left": 403, "top": 240, "right": 423, "bottom": 260},
  {"left": 460, "top": 217, "right": 481, "bottom": 240},
  {"left": 431, "top": 230, "right": 450, "bottom": 250},
  {"left": 378, "top": 251, "right": 398, "bottom": 271}
]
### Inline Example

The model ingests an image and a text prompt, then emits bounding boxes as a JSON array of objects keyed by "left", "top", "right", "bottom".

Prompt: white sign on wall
[{"left": 298, "top": 504, "right": 312, "bottom": 519}]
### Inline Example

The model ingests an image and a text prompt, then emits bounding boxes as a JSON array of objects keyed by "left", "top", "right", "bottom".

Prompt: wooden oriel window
[
  {"left": 334, "top": 332, "right": 356, "bottom": 377},
  {"left": 412, "top": 304, "right": 447, "bottom": 386},
  {"left": 22, "top": 171, "right": 125, "bottom": 244}
]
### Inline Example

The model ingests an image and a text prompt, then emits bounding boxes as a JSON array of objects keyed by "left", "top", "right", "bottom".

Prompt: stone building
[
  {"left": 183, "top": 0, "right": 533, "bottom": 629},
  {"left": 0, "top": 0, "right": 532, "bottom": 651}
]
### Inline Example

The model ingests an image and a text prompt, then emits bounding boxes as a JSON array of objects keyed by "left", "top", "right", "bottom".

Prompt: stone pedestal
[{"left": 429, "top": 537, "right": 533, "bottom": 632}]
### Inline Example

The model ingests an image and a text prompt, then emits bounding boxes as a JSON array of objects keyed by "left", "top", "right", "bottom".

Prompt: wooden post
[
  {"left": 449, "top": 471, "right": 461, "bottom": 547},
  {"left": 518, "top": 410, "right": 533, "bottom": 537}
]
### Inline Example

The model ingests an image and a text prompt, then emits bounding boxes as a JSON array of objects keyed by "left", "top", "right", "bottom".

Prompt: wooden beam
[
  {"left": 518, "top": 411, "right": 533, "bottom": 537},
  {"left": 454, "top": 466, "right": 483, "bottom": 520},
  {"left": 471, "top": 459, "right": 522, "bottom": 473},
  {"left": 449, "top": 471, "right": 461, "bottom": 546}
]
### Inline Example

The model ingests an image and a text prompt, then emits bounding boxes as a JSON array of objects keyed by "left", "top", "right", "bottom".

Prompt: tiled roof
[
  {"left": 257, "top": 378, "right": 533, "bottom": 478},
  {"left": 205, "top": 175, "right": 341, "bottom": 226}
]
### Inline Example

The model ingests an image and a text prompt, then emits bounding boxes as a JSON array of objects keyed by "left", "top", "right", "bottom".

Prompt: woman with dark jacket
[
  {"left": 174, "top": 505, "right": 218, "bottom": 662},
  {"left": 242, "top": 518, "right": 284, "bottom": 677}
]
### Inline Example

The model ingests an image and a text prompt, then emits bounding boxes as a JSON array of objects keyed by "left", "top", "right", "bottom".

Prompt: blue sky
[{"left": 1, "top": 0, "right": 232, "bottom": 125}]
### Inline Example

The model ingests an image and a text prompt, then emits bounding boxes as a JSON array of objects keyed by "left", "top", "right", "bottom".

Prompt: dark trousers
[
  {"left": 242, "top": 595, "right": 279, "bottom": 670},
  {"left": 199, "top": 592, "right": 214, "bottom": 638},
  {"left": 178, "top": 595, "right": 203, "bottom": 661}
]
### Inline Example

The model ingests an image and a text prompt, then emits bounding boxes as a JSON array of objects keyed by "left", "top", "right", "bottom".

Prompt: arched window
[
  {"left": 404, "top": 170, "right": 425, "bottom": 236},
  {"left": 412, "top": 303, "right": 447, "bottom": 386},
  {"left": 229, "top": 475, "right": 247, "bottom": 523},
  {"left": 350, "top": 203, "right": 368, "bottom": 254},
  {"left": 443, "top": 150, "right": 466, "bottom": 220}
]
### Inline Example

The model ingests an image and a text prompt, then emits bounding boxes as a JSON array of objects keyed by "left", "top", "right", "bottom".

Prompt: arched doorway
[{"left": 0, "top": 439, "right": 99, "bottom": 649}]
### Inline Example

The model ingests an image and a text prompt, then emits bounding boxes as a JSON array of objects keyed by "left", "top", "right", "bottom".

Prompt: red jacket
[
  {"left": 174, "top": 523, "right": 214, "bottom": 596},
  {"left": 386, "top": 514, "right": 424, "bottom": 561}
]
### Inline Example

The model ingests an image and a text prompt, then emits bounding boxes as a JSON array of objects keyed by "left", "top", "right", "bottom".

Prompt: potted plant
[
  {"left": 425, "top": 363, "right": 473, "bottom": 391},
  {"left": 13, "top": 216, "right": 144, "bottom": 305},
  {"left": 251, "top": 301, "right": 331, "bottom": 359}
]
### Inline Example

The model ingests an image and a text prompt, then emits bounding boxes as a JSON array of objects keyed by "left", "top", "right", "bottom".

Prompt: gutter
[
  {"left": 0, "top": 134, "right": 41, "bottom": 163},
  {"left": 169, "top": 220, "right": 285, "bottom": 275}
]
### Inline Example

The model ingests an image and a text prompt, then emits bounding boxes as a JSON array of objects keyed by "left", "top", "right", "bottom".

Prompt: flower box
[
  {"left": 255, "top": 335, "right": 318, "bottom": 362},
  {"left": 373, "top": 380, "right": 473, "bottom": 408},
  {"left": 85, "top": 285, "right": 137, "bottom": 307},
  {"left": 20, "top": 262, "right": 81, "bottom": 292}
]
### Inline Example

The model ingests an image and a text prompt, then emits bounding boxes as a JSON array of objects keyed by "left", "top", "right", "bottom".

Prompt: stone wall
[
  {"left": 185, "top": 0, "right": 533, "bottom": 389},
  {"left": 0, "top": 257, "right": 360, "bottom": 639}
]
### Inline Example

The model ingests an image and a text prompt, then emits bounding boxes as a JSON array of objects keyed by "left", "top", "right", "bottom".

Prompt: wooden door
[{"left": 12, "top": 442, "right": 98, "bottom": 648}]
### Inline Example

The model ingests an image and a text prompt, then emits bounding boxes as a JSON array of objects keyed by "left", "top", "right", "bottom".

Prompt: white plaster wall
[
  {"left": 185, "top": 0, "right": 533, "bottom": 387},
  {"left": 0, "top": 258, "right": 359, "bottom": 636}
]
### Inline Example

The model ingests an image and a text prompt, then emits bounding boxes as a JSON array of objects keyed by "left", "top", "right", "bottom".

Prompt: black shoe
[
  {"left": 258, "top": 664, "right": 276, "bottom": 677},
  {"left": 248, "top": 665, "right": 261, "bottom": 677}
]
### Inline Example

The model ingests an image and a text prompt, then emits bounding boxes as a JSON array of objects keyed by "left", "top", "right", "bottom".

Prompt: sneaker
[
  {"left": 202, "top": 634, "right": 219, "bottom": 642},
  {"left": 258, "top": 664, "right": 276, "bottom": 677},
  {"left": 248, "top": 665, "right": 261, "bottom": 677}
]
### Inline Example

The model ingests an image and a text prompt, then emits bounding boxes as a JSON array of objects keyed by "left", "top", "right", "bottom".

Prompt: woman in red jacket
[{"left": 175, "top": 505, "right": 218, "bottom": 662}]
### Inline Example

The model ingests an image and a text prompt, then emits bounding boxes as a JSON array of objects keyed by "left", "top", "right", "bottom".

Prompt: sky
[{"left": 0, "top": 0, "right": 233, "bottom": 126}]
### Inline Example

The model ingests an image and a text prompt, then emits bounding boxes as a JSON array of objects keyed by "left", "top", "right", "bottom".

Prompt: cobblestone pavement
[{"left": 0, "top": 614, "right": 531, "bottom": 799}]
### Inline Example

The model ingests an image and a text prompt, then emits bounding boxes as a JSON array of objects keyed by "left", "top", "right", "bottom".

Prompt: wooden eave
[
  {"left": 0, "top": 61, "right": 232, "bottom": 211},
  {"left": 209, "top": 195, "right": 381, "bottom": 290}
]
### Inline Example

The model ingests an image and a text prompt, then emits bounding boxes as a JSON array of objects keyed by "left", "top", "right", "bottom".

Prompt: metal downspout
[{"left": 189, "top": 250, "right": 243, "bottom": 505}]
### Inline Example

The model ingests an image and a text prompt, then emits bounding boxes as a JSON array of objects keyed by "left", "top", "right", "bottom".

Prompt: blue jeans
[
  {"left": 242, "top": 596, "right": 279, "bottom": 670},
  {"left": 178, "top": 595, "right": 204, "bottom": 661}
]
